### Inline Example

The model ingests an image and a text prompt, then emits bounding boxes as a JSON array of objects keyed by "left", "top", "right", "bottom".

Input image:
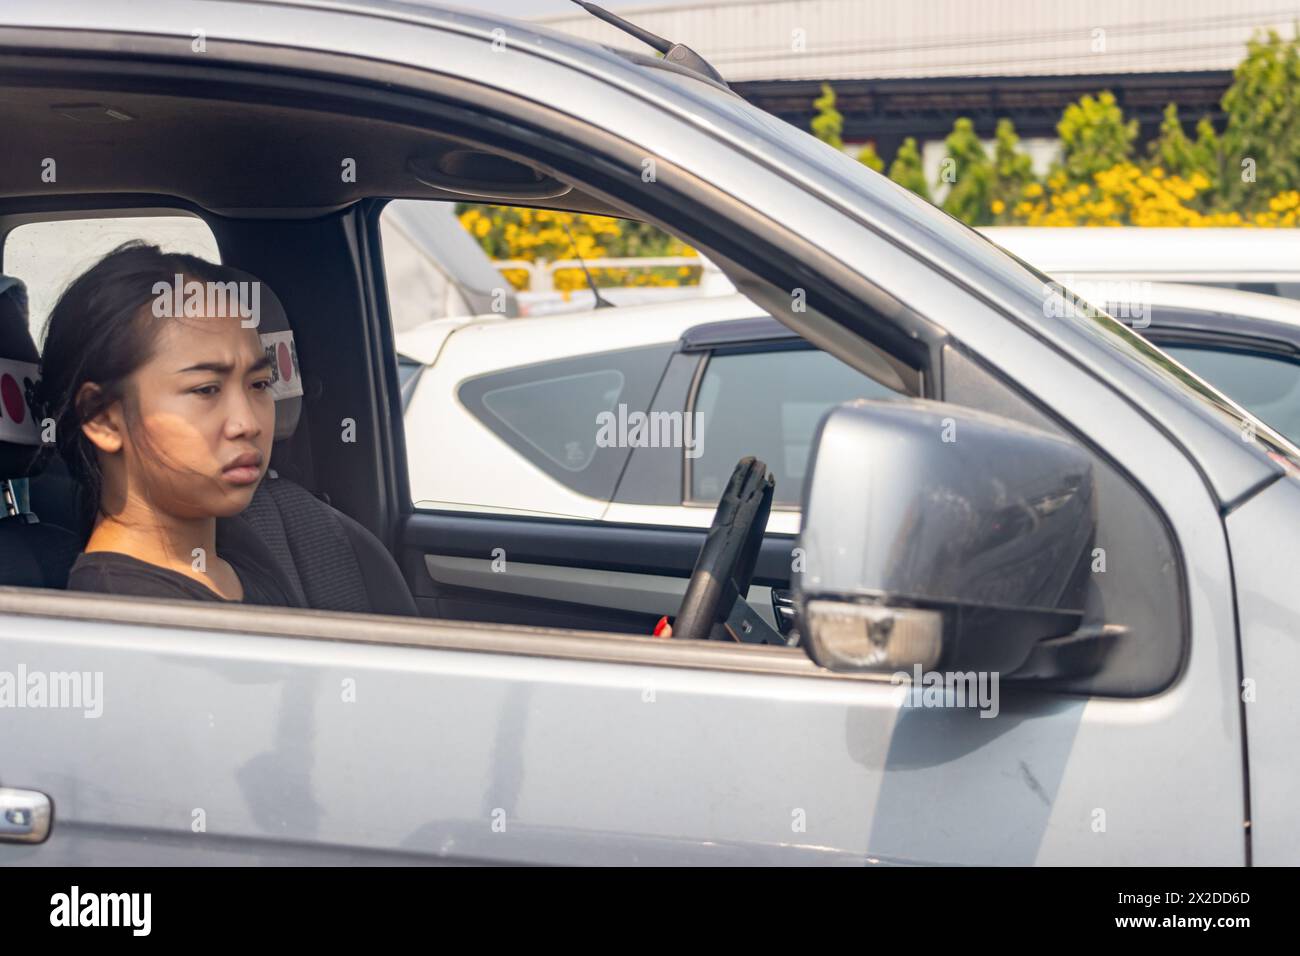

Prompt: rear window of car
[
  {"left": 459, "top": 344, "right": 673, "bottom": 501},
  {"left": 481, "top": 369, "right": 626, "bottom": 473}
]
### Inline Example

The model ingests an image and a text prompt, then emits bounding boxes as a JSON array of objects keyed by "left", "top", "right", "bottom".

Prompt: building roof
[{"left": 538, "top": 0, "right": 1300, "bottom": 82}]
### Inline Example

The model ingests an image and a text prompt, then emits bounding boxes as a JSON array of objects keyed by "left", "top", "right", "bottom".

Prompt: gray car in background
[{"left": 382, "top": 198, "right": 519, "bottom": 324}]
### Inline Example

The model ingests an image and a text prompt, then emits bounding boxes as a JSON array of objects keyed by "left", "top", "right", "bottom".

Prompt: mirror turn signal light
[{"left": 803, "top": 600, "right": 943, "bottom": 673}]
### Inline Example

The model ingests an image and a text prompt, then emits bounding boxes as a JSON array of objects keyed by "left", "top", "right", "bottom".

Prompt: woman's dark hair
[{"left": 37, "top": 241, "right": 237, "bottom": 538}]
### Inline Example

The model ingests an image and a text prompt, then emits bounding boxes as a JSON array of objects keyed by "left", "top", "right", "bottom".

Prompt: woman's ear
[{"left": 76, "top": 382, "right": 124, "bottom": 454}]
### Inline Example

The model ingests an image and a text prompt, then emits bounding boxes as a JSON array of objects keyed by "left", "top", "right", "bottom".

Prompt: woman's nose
[{"left": 224, "top": 389, "right": 264, "bottom": 439}]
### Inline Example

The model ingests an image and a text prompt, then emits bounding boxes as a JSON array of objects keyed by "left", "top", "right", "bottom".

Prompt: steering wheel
[{"left": 671, "top": 457, "right": 778, "bottom": 643}]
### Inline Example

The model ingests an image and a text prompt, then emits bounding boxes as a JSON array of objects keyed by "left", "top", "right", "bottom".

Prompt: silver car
[{"left": 0, "top": 0, "right": 1295, "bottom": 866}]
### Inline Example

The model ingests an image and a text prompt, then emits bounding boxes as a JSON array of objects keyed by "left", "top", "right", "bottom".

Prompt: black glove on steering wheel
[{"left": 671, "top": 457, "right": 776, "bottom": 642}]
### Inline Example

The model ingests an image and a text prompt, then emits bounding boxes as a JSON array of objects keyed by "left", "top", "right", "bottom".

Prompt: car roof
[
  {"left": 1118, "top": 281, "right": 1300, "bottom": 352},
  {"left": 2, "top": 0, "right": 702, "bottom": 216},
  {"left": 1141, "top": 282, "right": 1300, "bottom": 327},
  {"left": 395, "top": 292, "right": 764, "bottom": 366},
  {"left": 400, "top": 279, "right": 1300, "bottom": 370},
  {"left": 284, "top": 0, "right": 734, "bottom": 93},
  {"left": 981, "top": 227, "right": 1300, "bottom": 280}
]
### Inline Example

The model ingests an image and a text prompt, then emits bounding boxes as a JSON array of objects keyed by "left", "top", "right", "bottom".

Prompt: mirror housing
[{"left": 796, "top": 400, "right": 1097, "bottom": 676}]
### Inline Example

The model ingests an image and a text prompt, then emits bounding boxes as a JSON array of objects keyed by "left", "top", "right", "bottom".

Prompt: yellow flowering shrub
[
  {"left": 457, "top": 204, "right": 698, "bottom": 293},
  {"left": 1008, "top": 162, "right": 1300, "bottom": 227}
]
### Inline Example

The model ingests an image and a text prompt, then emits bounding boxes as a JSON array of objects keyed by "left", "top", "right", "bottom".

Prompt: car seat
[{"left": 0, "top": 275, "right": 80, "bottom": 588}]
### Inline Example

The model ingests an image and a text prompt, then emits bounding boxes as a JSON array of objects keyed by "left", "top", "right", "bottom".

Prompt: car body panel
[
  {"left": 1223, "top": 476, "right": 1300, "bottom": 865},
  {"left": 0, "top": 540, "right": 1245, "bottom": 865}
]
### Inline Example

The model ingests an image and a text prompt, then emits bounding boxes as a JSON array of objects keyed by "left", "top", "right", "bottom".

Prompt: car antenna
[
  {"left": 559, "top": 220, "right": 615, "bottom": 310},
  {"left": 567, "top": 0, "right": 728, "bottom": 87}
]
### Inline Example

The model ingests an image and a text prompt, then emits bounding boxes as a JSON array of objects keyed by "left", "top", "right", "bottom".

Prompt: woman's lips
[
  {"left": 222, "top": 452, "right": 264, "bottom": 486},
  {"left": 223, "top": 466, "right": 262, "bottom": 486}
]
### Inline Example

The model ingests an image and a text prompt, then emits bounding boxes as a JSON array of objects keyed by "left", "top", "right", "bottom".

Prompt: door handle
[{"left": 0, "top": 787, "right": 52, "bottom": 843}]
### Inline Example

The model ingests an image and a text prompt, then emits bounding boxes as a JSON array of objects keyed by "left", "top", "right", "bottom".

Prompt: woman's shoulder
[
  {"left": 67, "top": 552, "right": 231, "bottom": 602},
  {"left": 69, "top": 550, "right": 299, "bottom": 607},
  {"left": 224, "top": 551, "right": 299, "bottom": 608}
]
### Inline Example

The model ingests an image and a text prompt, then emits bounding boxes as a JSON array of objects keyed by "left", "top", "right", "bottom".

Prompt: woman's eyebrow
[{"left": 177, "top": 355, "right": 274, "bottom": 375}]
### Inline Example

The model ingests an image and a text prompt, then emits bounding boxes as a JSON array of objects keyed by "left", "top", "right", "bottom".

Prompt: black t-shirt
[{"left": 67, "top": 551, "right": 295, "bottom": 606}]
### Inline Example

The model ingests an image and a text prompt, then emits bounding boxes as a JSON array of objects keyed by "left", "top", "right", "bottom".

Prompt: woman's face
[{"left": 87, "top": 307, "right": 276, "bottom": 520}]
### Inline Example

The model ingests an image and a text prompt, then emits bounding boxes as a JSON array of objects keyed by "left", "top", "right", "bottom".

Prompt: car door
[{"left": 1, "top": 0, "right": 1250, "bottom": 865}]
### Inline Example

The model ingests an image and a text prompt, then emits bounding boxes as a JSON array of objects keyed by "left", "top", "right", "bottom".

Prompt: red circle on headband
[
  {"left": 1, "top": 373, "right": 24, "bottom": 424},
  {"left": 276, "top": 342, "right": 293, "bottom": 383}
]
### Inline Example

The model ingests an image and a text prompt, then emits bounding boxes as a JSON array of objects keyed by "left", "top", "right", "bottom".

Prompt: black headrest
[{"left": 0, "top": 277, "right": 45, "bottom": 478}]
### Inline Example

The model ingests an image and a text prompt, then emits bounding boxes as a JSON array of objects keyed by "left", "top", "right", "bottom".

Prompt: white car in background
[
  {"left": 981, "top": 227, "right": 1300, "bottom": 302},
  {"left": 398, "top": 281, "right": 1300, "bottom": 533},
  {"left": 397, "top": 292, "right": 908, "bottom": 533}
]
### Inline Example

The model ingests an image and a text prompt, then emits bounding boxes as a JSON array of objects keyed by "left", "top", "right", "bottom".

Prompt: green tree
[
  {"left": 811, "top": 83, "right": 844, "bottom": 150},
  {"left": 1192, "top": 115, "right": 1228, "bottom": 201},
  {"left": 1056, "top": 91, "right": 1137, "bottom": 183},
  {"left": 856, "top": 141, "right": 884, "bottom": 172},
  {"left": 1147, "top": 104, "right": 1226, "bottom": 210},
  {"left": 939, "top": 118, "right": 994, "bottom": 225},
  {"left": 888, "top": 136, "right": 931, "bottom": 200},
  {"left": 1149, "top": 103, "right": 1202, "bottom": 178},
  {"left": 1219, "top": 29, "right": 1300, "bottom": 212},
  {"left": 990, "top": 118, "right": 1036, "bottom": 219}
]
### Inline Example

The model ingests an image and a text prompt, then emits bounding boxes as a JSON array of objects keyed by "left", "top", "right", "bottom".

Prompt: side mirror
[{"left": 796, "top": 400, "right": 1098, "bottom": 677}]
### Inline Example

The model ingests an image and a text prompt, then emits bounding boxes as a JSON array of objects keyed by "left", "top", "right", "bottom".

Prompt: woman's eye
[
  {"left": 252, "top": 378, "right": 273, "bottom": 391},
  {"left": 192, "top": 384, "right": 220, "bottom": 397}
]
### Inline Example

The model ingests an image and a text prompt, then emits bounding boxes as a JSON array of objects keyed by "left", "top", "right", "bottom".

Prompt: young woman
[{"left": 38, "top": 242, "right": 294, "bottom": 605}]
